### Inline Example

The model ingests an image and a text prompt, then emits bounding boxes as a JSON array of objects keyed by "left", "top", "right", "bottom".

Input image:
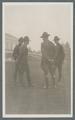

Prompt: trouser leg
[
  {"left": 44, "top": 72, "right": 48, "bottom": 88},
  {"left": 49, "top": 63, "right": 55, "bottom": 86},
  {"left": 19, "top": 71, "right": 24, "bottom": 85},
  {"left": 41, "top": 61, "right": 49, "bottom": 88},
  {"left": 14, "top": 69, "right": 17, "bottom": 81},
  {"left": 26, "top": 65, "right": 31, "bottom": 86},
  {"left": 43, "top": 65, "right": 48, "bottom": 88},
  {"left": 58, "top": 64, "right": 62, "bottom": 81},
  {"left": 14, "top": 63, "right": 18, "bottom": 82},
  {"left": 51, "top": 71, "right": 55, "bottom": 86}
]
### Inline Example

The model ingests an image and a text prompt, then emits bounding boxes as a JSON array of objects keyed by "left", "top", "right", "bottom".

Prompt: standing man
[
  {"left": 54, "top": 36, "right": 65, "bottom": 82},
  {"left": 41, "top": 32, "right": 56, "bottom": 88},
  {"left": 12, "top": 37, "right": 23, "bottom": 82},
  {"left": 18, "top": 36, "right": 32, "bottom": 87}
]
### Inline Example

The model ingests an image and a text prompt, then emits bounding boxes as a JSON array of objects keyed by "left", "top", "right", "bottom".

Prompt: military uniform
[
  {"left": 41, "top": 40, "right": 55, "bottom": 74},
  {"left": 54, "top": 36, "right": 65, "bottom": 82},
  {"left": 12, "top": 37, "right": 23, "bottom": 81},
  {"left": 41, "top": 32, "right": 56, "bottom": 88},
  {"left": 18, "top": 36, "right": 31, "bottom": 86}
]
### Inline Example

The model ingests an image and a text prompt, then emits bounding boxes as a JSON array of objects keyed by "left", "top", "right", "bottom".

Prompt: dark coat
[
  {"left": 18, "top": 44, "right": 29, "bottom": 73},
  {"left": 41, "top": 40, "right": 55, "bottom": 60},
  {"left": 41, "top": 40, "right": 56, "bottom": 73},
  {"left": 12, "top": 45, "right": 20, "bottom": 60},
  {"left": 55, "top": 43, "right": 65, "bottom": 65}
]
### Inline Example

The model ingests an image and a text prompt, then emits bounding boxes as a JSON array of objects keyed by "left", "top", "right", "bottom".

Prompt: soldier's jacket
[
  {"left": 18, "top": 44, "right": 29, "bottom": 72},
  {"left": 19, "top": 45, "right": 28, "bottom": 61},
  {"left": 41, "top": 40, "right": 56, "bottom": 73},
  {"left": 41, "top": 40, "right": 56, "bottom": 61},
  {"left": 55, "top": 43, "right": 65, "bottom": 64}
]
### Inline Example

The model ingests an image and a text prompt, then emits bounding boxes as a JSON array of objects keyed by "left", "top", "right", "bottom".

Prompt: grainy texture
[
  {"left": 1, "top": 0, "right": 74, "bottom": 120},
  {"left": 5, "top": 53, "right": 71, "bottom": 114}
]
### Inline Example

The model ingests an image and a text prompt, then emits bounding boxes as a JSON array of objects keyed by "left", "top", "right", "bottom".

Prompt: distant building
[{"left": 5, "top": 33, "right": 18, "bottom": 52}]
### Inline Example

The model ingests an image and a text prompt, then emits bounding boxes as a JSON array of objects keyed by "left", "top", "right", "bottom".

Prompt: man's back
[{"left": 55, "top": 43, "right": 65, "bottom": 64}]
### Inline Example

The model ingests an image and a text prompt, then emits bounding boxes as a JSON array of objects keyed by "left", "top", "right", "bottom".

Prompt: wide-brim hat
[
  {"left": 54, "top": 36, "right": 60, "bottom": 41},
  {"left": 18, "top": 37, "right": 23, "bottom": 43},
  {"left": 23, "top": 36, "right": 31, "bottom": 42},
  {"left": 40, "top": 32, "right": 50, "bottom": 38}
]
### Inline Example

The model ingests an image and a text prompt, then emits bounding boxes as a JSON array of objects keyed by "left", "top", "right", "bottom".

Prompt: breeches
[
  {"left": 17, "top": 62, "right": 31, "bottom": 83},
  {"left": 41, "top": 60, "right": 55, "bottom": 76}
]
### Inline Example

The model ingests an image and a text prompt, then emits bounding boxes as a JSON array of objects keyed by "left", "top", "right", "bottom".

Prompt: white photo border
[{"left": 2, "top": 2, "right": 73, "bottom": 118}]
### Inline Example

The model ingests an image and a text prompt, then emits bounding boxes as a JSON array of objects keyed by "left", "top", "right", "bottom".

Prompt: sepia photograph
[{"left": 2, "top": 2, "right": 73, "bottom": 118}]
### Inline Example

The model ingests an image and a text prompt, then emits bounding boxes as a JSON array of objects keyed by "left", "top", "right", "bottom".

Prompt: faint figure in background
[
  {"left": 18, "top": 36, "right": 32, "bottom": 87},
  {"left": 12, "top": 37, "right": 23, "bottom": 82},
  {"left": 40, "top": 32, "right": 56, "bottom": 88},
  {"left": 54, "top": 36, "right": 65, "bottom": 82}
]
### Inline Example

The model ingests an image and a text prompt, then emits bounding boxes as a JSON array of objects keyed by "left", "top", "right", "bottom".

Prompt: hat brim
[{"left": 40, "top": 34, "right": 50, "bottom": 38}]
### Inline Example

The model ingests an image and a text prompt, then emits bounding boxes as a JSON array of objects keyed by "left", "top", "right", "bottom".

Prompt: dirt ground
[{"left": 5, "top": 55, "right": 71, "bottom": 114}]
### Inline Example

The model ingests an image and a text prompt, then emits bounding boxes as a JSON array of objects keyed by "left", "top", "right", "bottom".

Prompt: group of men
[
  {"left": 13, "top": 36, "right": 31, "bottom": 87},
  {"left": 41, "top": 32, "right": 65, "bottom": 88},
  {"left": 13, "top": 32, "right": 65, "bottom": 88}
]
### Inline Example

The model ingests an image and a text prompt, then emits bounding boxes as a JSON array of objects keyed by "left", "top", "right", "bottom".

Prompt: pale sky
[{"left": 4, "top": 3, "right": 73, "bottom": 50}]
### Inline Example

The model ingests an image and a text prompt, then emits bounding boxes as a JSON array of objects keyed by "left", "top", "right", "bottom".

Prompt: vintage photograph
[{"left": 2, "top": 2, "right": 73, "bottom": 117}]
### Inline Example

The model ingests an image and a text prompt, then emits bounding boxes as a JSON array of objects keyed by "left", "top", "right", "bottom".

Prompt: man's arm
[
  {"left": 12, "top": 45, "right": 18, "bottom": 60},
  {"left": 61, "top": 46, "right": 65, "bottom": 61}
]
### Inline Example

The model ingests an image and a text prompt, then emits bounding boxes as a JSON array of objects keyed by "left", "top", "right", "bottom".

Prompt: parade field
[{"left": 5, "top": 53, "right": 71, "bottom": 115}]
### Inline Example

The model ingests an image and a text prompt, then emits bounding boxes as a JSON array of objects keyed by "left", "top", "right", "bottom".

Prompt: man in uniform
[
  {"left": 12, "top": 37, "right": 23, "bottom": 82},
  {"left": 54, "top": 36, "right": 65, "bottom": 82},
  {"left": 18, "top": 36, "right": 32, "bottom": 87},
  {"left": 41, "top": 32, "right": 56, "bottom": 88}
]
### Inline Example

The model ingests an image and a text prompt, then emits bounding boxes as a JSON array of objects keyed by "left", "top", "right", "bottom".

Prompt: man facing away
[
  {"left": 18, "top": 36, "right": 32, "bottom": 87},
  {"left": 54, "top": 36, "right": 65, "bottom": 82},
  {"left": 41, "top": 32, "right": 56, "bottom": 88},
  {"left": 12, "top": 37, "right": 23, "bottom": 82}
]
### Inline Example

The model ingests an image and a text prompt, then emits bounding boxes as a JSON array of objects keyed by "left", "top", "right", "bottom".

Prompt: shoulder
[
  {"left": 14, "top": 45, "right": 18, "bottom": 49},
  {"left": 15, "top": 45, "right": 20, "bottom": 50},
  {"left": 59, "top": 44, "right": 64, "bottom": 50},
  {"left": 13, "top": 45, "right": 18, "bottom": 52},
  {"left": 57, "top": 43, "right": 62, "bottom": 48},
  {"left": 48, "top": 40, "right": 55, "bottom": 46},
  {"left": 47, "top": 40, "right": 55, "bottom": 49}
]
